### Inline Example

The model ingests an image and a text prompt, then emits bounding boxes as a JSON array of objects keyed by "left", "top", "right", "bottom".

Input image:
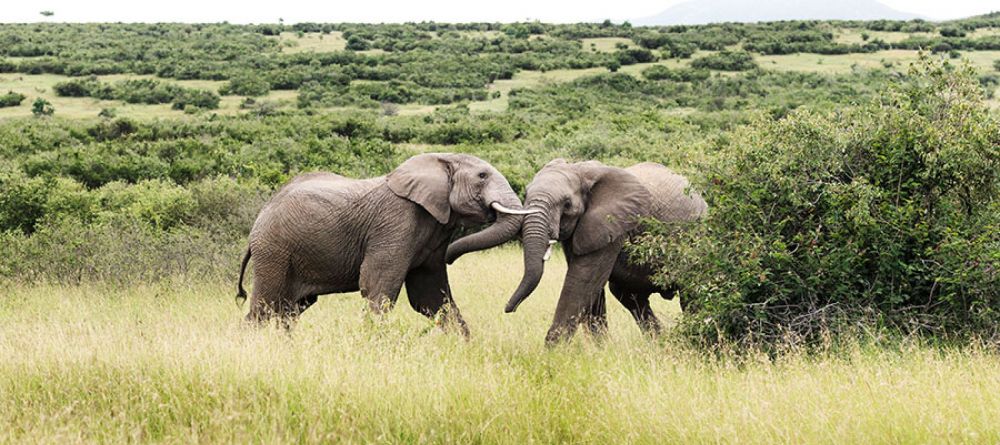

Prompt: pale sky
[{"left": 4, "top": 0, "right": 999, "bottom": 24}]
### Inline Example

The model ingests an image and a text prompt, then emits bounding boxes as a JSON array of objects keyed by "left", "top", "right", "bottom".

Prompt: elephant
[
  {"left": 236, "top": 153, "right": 536, "bottom": 334},
  {"left": 449, "top": 159, "right": 707, "bottom": 344}
]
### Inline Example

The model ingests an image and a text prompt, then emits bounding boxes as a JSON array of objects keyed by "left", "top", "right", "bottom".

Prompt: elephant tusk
[
  {"left": 543, "top": 240, "right": 557, "bottom": 261},
  {"left": 491, "top": 202, "right": 541, "bottom": 215}
]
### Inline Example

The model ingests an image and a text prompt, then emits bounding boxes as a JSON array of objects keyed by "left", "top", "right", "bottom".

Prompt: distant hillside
[{"left": 635, "top": 0, "right": 922, "bottom": 26}]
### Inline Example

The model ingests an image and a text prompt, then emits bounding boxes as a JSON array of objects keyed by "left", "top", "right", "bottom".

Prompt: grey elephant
[
  {"left": 449, "top": 159, "right": 706, "bottom": 344},
  {"left": 236, "top": 153, "right": 535, "bottom": 334}
]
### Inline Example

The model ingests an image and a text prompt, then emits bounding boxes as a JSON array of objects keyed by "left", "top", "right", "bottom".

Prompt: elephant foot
[{"left": 544, "top": 324, "right": 577, "bottom": 346}]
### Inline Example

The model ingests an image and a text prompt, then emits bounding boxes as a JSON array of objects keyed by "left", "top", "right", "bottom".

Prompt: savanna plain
[
  {"left": 1, "top": 16, "right": 999, "bottom": 444},
  {"left": 3, "top": 249, "right": 1000, "bottom": 443}
]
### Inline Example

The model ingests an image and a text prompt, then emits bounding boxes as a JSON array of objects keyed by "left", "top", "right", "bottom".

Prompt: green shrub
[
  {"left": 53, "top": 76, "right": 111, "bottom": 98},
  {"left": 939, "top": 27, "right": 966, "bottom": 38},
  {"left": 0, "top": 91, "right": 26, "bottom": 107},
  {"left": 691, "top": 51, "right": 758, "bottom": 71},
  {"left": 54, "top": 77, "right": 219, "bottom": 109},
  {"left": 0, "top": 166, "right": 50, "bottom": 234},
  {"left": 631, "top": 57, "right": 1000, "bottom": 347},
  {"left": 96, "top": 179, "right": 196, "bottom": 231},
  {"left": 31, "top": 98, "right": 54, "bottom": 116},
  {"left": 0, "top": 216, "right": 243, "bottom": 284},
  {"left": 641, "top": 65, "right": 710, "bottom": 82},
  {"left": 219, "top": 73, "right": 271, "bottom": 96},
  {"left": 171, "top": 89, "right": 221, "bottom": 110}
]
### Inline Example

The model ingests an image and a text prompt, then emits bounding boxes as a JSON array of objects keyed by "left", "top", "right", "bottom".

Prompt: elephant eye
[{"left": 478, "top": 172, "right": 488, "bottom": 179}]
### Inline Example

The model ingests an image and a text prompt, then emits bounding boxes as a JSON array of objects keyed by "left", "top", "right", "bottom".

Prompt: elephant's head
[
  {"left": 505, "top": 159, "right": 651, "bottom": 313},
  {"left": 388, "top": 153, "right": 534, "bottom": 255}
]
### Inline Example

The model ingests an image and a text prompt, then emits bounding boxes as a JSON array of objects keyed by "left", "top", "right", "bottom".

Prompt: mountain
[{"left": 634, "top": 0, "right": 922, "bottom": 26}]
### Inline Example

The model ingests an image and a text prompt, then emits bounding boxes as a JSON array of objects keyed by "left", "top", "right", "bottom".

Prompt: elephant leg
[
  {"left": 276, "top": 294, "right": 319, "bottom": 331},
  {"left": 610, "top": 281, "right": 662, "bottom": 336},
  {"left": 546, "top": 243, "right": 621, "bottom": 345},
  {"left": 405, "top": 258, "right": 469, "bottom": 337},
  {"left": 245, "top": 257, "right": 291, "bottom": 327},
  {"left": 359, "top": 253, "right": 408, "bottom": 316},
  {"left": 583, "top": 289, "right": 608, "bottom": 338}
]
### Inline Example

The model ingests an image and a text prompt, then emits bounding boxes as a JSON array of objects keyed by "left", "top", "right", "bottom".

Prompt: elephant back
[{"left": 625, "top": 162, "right": 707, "bottom": 223}]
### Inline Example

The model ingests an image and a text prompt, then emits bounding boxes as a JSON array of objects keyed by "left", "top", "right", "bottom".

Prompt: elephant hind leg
[
  {"left": 276, "top": 295, "right": 319, "bottom": 331},
  {"left": 610, "top": 281, "right": 662, "bottom": 336},
  {"left": 245, "top": 257, "right": 295, "bottom": 328},
  {"left": 583, "top": 289, "right": 608, "bottom": 338}
]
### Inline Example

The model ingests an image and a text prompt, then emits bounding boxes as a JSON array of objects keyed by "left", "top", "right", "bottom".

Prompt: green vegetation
[
  {"left": 1, "top": 16, "right": 999, "bottom": 441},
  {"left": 691, "top": 50, "right": 758, "bottom": 71},
  {"left": 5, "top": 250, "right": 1000, "bottom": 443},
  {"left": 30, "top": 97, "right": 53, "bottom": 116},
  {"left": 53, "top": 76, "right": 220, "bottom": 109},
  {"left": 631, "top": 59, "right": 999, "bottom": 346},
  {"left": 0, "top": 91, "right": 24, "bottom": 107}
]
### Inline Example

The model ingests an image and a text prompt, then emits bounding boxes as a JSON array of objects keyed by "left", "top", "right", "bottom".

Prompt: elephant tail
[{"left": 236, "top": 246, "right": 251, "bottom": 306}]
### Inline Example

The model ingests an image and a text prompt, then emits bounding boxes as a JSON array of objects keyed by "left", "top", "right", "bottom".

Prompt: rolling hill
[{"left": 634, "top": 0, "right": 921, "bottom": 25}]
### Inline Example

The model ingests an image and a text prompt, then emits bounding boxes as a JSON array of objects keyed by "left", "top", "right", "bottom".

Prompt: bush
[
  {"left": 641, "top": 65, "right": 710, "bottom": 82},
  {"left": 631, "top": 57, "right": 1000, "bottom": 347},
  {"left": 614, "top": 48, "right": 657, "bottom": 65},
  {"left": 31, "top": 98, "right": 54, "bottom": 116},
  {"left": 939, "top": 27, "right": 966, "bottom": 38},
  {"left": 0, "top": 91, "right": 26, "bottom": 107},
  {"left": 54, "top": 77, "right": 219, "bottom": 109},
  {"left": 53, "top": 77, "right": 108, "bottom": 98},
  {"left": 691, "top": 51, "right": 758, "bottom": 71},
  {"left": 171, "top": 89, "right": 221, "bottom": 110},
  {"left": 0, "top": 166, "right": 50, "bottom": 234},
  {"left": 219, "top": 73, "right": 271, "bottom": 96}
]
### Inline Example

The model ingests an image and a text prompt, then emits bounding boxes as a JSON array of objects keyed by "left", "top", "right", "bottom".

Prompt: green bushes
[
  {"left": 641, "top": 65, "right": 710, "bottom": 82},
  {"left": 53, "top": 77, "right": 220, "bottom": 109},
  {"left": 632, "top": 58, "right": 1000, "bottom": 346},
  {"left": 0, "top": 174, "right": 268, "bottom": 283},
  {"left": 691, "top": 51, "right": 758, "bottom": 71},
  {"left": 31, "top": 98, "right": 54, "bottom": 116},
  {"left": 0, "top": 91, "right": 25, "bottom": 107},
  {"left": 219, "top": 73, "right": 271, "bottom": 96}
]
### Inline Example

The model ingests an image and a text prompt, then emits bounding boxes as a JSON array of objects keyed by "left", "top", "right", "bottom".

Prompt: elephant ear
[
  {"left": 387, "top": 154, "right": 453, "bottom": 224},
  {"left": 572, "top": 165, "right": 651, "bottom": 256}
]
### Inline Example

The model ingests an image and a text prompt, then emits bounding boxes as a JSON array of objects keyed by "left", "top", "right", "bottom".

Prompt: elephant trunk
[
  {"left": 445, "top": 210, "right": 523, "bottom": 264},
  {"left": 505, "top": 213, "right": 550, "bottom": 313}
]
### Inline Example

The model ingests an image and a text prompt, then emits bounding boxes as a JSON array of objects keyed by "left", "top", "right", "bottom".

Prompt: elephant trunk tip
[{"left": 504, "top": 301, "right": 520, "bottom": 313}]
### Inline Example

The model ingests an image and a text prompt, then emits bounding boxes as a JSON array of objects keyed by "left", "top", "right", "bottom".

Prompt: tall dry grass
[{"left": 2, "top": 247, "right": 999, "bottom": 443}]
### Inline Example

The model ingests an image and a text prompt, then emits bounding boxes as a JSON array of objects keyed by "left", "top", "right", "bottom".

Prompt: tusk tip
[{"left": 491, "top": 202, "right": 542, "bottom": 215}]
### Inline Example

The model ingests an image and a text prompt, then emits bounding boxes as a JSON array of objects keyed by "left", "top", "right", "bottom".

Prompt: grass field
[
  {"left": 3, "top": 247, "right": 1000, "bottom": 443},
  {"left": 276, "top": 31, "right": 347, "bottom": 53}
]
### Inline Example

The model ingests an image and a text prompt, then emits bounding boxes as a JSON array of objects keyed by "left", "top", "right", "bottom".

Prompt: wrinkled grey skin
[
  {"left": 498, "top": 159, "right": 706, "bottom": 344},
  {"left": 236, "top": 153, "right": 525, "bottom": 335}
]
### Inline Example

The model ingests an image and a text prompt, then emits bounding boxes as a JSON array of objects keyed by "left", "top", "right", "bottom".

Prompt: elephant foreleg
[
  {"left": 546, "top": 241, "right": 621, "bottom": 345},
  {"left": 405, "top": 258, "right": 469, "bottom": 337}
]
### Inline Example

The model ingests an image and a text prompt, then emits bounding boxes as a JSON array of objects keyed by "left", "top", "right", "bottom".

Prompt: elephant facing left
[{"left": 236, "top": 153, "right": 534, "bottom": 334}]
